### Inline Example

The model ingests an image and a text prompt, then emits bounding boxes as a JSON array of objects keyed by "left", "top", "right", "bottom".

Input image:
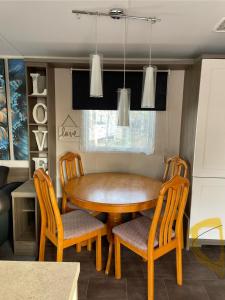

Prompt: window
[{"left": 82, "top": 110, "right": 156, "bottom": 155}]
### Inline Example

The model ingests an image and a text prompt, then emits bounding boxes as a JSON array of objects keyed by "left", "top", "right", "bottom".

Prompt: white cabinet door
[
  {"left": 193, "top": 59, "right": 225, "bottom": 177},
  {"left": 190, "top": 177, "right": 225, "bottom": 241}
]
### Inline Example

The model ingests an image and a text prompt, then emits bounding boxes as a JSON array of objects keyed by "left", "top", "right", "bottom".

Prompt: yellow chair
[
  {"left": 59, "top": 152, "right": 84, "bottom": 213},
  {"left": 59, "top": 152, "right": 100, "bottom": 252},
  {"left": 163, "top": 155, "right": 188, "bottom": 182},
  {"left": 34, "top": 168, "right": 105, "bottom": 269},
  {"left": 141, "top": 155, "right": 188, "bottom": 219},
  {"left": 113, "top": 175, "right": 190, "bottom": 300}
]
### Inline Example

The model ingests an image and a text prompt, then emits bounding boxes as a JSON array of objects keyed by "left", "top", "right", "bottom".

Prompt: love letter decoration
[{"left": 32, "top": 130, "right": 48, "bottom": 151}]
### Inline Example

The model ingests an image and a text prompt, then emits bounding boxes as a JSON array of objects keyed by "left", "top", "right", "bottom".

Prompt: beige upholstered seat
[
  {"left": 113, "top": 216, "right": 175, "bottom": 252},
  {"left": 62, "top": 210, "right": 104, "bottom": 240},
  {"left": 113, "top": 217, "right": 158, "bottom": 251},
  {"left": 66, "top": 201, "right": 93, "bottom": 214}
]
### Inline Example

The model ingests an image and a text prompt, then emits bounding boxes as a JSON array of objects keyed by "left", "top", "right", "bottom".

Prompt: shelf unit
[
  {"left": 26, "top": 62, "right": 56, "bottom": 182},
  {"left": 11, "top": 62, "right": 56, "bottom": 256},
  {"left": 11, "top": 180, "right": 39, "bottom": 256}
]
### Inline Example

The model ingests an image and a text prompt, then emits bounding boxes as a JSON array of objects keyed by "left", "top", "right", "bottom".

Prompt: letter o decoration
[{"left": 33, "top": 103, "right": 47, "bottom": 124}]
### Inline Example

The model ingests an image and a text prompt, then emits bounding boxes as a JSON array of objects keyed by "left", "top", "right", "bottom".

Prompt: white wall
[{"left": 55, "top": 68, "right": 184, "bottom": 196}]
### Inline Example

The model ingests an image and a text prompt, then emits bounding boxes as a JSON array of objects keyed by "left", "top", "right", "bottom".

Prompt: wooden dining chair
[
  {"left": 163, "top": 155, "right": 188, "bottom": 182},
  {"left": 59, "top": 152, "right": 84, "bottom": 213},
  {"left": 113, "top": 175, "right": 189, "bottom": 300},
  {"left": 141, "top": 155, "right": 188, "bottom": 219},
  {"left": 59, "top": 152, "right": 99, "bottom": 252},
  {"left": 33, "top": 168, "right": 104, "bottom": 269}
]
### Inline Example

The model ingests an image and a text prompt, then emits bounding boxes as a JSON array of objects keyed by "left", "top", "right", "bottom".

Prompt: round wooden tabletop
[{"left": 65, "top": 172, "right": 162, "bottom": 213}]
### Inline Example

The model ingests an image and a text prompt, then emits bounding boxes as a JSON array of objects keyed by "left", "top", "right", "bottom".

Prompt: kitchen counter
[{"left": 0, "top": 261, "right": 80, "bottom": 300}]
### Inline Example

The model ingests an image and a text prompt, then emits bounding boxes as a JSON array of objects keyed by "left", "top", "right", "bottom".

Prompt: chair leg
[
  {"left": 62, "top": 193, "right": 67, "bottom": 214},
  {"left": 105, "top": 241, "right": 113, "bottom": 275},
  {"left": 132, "top": 212, "right": 136, "bottom": 219},
  {"left": 76, "top": 243, "right": 82, "bottom": 252},
  {"left": 96, "top": 233, "right": 102, "bottom": 271},
  {"left": 176, "top": 242, "right": 183, "bottom": 286},
  {"left": 115, "top": 235, "right": 121, "bottom": 279},
  {"left": 87, "top": 239, "right": 92, "bottom": 251},
  {"left": 181, "top": 221, "right": 184, "bottom": 249},
  {"left": 147, "top": 258, "right": 154, "bottom": 300},
  {"left": 57, "top": 244, "right": 63, "bottom": 262},
  {"left": 39, "top": 230, "right": 46, "bottom": 261}
]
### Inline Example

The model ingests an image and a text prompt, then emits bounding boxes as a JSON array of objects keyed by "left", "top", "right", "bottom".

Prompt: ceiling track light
[{"left": 72, "top": 8, "right": 161, "bottom": 23}]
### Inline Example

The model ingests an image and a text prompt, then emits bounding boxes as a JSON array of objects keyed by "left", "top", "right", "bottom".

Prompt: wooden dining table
[{"left": 64, "top": 172, "right": 162, "bottom": 274}]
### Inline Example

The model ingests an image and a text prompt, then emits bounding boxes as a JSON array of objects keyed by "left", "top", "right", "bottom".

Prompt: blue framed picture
[
  {"left": 8, "top": 59, "right": 28, "bottom": 160},
  {"left": 0, "top": 59, "right": 10, "bottom": 160}
]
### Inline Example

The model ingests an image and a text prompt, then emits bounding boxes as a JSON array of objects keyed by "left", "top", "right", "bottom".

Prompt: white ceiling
[{"left": 0, "top": 0, "right": 225, "bottom": 58}]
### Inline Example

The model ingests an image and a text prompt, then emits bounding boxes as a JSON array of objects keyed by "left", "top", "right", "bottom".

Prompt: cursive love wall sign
[{"left": 58, "top": 114, "right": 80, "bottom": 141}]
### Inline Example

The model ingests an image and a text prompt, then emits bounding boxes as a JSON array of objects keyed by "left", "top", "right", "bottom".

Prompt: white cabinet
[
  {"left": 190, "top": 177, "right": 225, "bottom": 240},
  {"left": 193, "top": 59, "right": 225, "bottom": 177}
]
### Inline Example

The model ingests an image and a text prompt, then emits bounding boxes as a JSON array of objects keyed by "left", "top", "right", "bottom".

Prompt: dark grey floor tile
[
  {"left": 1, "top": 241, "right": 224, "bottom": 300},
  {"left": 121, "top": 261, "right": 144, "bottom": 278},
  {"left": 78, "top": 278, "right": 89, "bottom": 300},
  {"left": 87, "top": 277, "right": 127, "bottom": 300},
  {"left": 143, "top": 258, "right": 217, "bottom": 281},
  {"left": 142, "top": 260, "right": 176, "bottom": 280},
  {"left": 127, "top": 277, "right": 168, "bottom": 300},
  {"left": 190, "top": 246, "right": 224, "bottom": 261},
  {"left": 165, "top": 279, "right": 210, "bottom": 300},
  {"left": 183, "top": 261, "right": 218, "bottom": 280},
  {"left": 202, "top": 280, "right": 225, "bottom": 300},
  {"left": 79, "top": 260, "right": 106, "bottom": 280}
]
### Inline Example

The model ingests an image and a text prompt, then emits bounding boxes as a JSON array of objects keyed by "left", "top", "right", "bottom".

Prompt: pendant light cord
[
  {"left": 95, "top": 13, "right": 98, "bottom": 54},
  {"left": 123, "top": 17, "right": 127, "bottom": 88},
  {"left": 148, "top": 20, "right": 152, "bottom": 66}
]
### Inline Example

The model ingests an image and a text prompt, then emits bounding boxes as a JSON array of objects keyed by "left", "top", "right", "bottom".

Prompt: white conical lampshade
[
  {"left": 141, "top": 65, "right": 157, "bottom": 108},
  {"left": 117, "top": 88, "right": 130, "bottom": 126},
  {"left": 90, "top": 53, "right": 103, "bottom": 97}
]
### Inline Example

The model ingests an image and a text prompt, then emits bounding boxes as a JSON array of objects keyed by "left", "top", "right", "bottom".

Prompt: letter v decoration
[{"left": 32, "top": 130, "right": 48, "bottom": 151}]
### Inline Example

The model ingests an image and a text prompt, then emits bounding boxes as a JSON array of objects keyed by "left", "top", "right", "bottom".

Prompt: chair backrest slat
[
  {"left": 34, "top": 168, "right": 63, "bottom": 240},
  {"left": 163, "top": 156, "right": 188, "bottom": 182},
  {"left": 59, "top": 152, "right": 84, "bottom": 189},
  {"left": 149, "top": 176, "right": 189, "bottom": 250}
]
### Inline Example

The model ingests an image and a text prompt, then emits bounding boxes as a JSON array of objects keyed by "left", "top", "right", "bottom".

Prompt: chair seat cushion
[
  {"left": 62, "top": 210, "right": 104, "bottom": 240},
  {"left": 113, "top": 216, "right": 175, "bottom": 252},
  {"left": 67, "top": 201, "right": 94, "bottom": 214}
]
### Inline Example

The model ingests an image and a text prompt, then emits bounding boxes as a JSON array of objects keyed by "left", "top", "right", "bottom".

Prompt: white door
[
  {"left": 190, "top": 177, "right": 225, "bottom": 241},
  {"left": 193, "top": 59, "right": 225, "bottom": 177}
]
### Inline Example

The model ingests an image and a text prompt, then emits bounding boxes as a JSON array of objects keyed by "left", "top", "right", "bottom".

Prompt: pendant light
[
  {"left": 118, "top": 17, "right": 130, "bottom": 126},
  {"left": 90, "top": 13, "right": 103, "bottom": 98},
  {"left": 141, "top": 20, "right": 157, "bottom": 108}
]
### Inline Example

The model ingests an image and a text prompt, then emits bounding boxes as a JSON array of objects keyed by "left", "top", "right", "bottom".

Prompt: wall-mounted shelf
[
  {"left": 26, "top": 61, "right": 56, "bottom": 182},
  {"left": 30, "top": 150, "right": 48, "bottom": 154},
  {"left": 28, "top": 95, "right": 47, "bottom": 98},
  {"left": 29, "top": 123, "right": 48, "bottom": 126}
]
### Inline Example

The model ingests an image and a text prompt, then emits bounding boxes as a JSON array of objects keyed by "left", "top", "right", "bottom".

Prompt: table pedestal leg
[{"left": 105, "top": 213, "right": 122, "bottom": 275}]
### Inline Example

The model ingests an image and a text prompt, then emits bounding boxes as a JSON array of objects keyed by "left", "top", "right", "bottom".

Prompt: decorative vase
[{"left": 30, "top": 73, "right": 40, "bottom": 95}]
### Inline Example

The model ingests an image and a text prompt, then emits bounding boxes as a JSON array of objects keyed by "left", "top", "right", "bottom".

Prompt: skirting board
[{"left": 188, "top": 238, "right": 225, "bottom": 248}]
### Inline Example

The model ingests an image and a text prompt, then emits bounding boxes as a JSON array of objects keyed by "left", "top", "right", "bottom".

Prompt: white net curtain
[{"left": 82, "top": 110, "right": 156, "bottom": 155}]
